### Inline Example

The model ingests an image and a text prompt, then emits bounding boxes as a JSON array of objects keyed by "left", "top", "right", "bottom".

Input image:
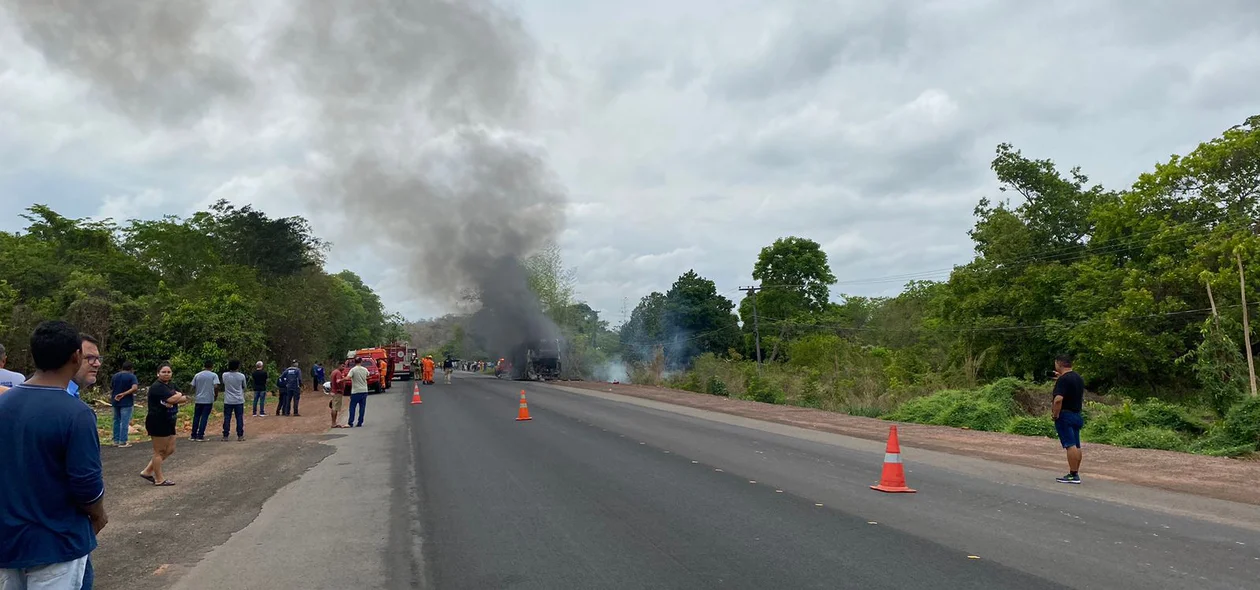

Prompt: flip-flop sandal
[
  {"left": 154, "top": 480, "right": 176, "bottom": 487},
  {"left": 140, "top": 474, "right": 156, "bottom": 483}
]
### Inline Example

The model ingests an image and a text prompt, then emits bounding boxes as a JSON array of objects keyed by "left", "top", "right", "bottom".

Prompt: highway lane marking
[
  {"left": 867, "top": 521, "right": 878, "bottom": 525},
  {"left": 967, "top": 555, "right": 981, "bottom": 560},
  {"left": 691, "top": 460, "right": 699, "bottom": 464},
  {"left": 714, "top": 468, "right": 723, "bottom": 472},
  {"left": 775, "top": 490, "right": 783, "bottom": 493},
  {"left": 815, "top": 503, "right": 824, "bottom": 507},
  {"left": 749, "top": 480, "right": 757, "bottom": 484}
]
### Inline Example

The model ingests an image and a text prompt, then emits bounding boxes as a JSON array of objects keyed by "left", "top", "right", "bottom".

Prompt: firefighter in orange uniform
[
  {"left": 422, "top": 355, "right": 435, "bottom": 385},
  {"left": 378, "top": 357, "right": 388, "bottom": 389}
]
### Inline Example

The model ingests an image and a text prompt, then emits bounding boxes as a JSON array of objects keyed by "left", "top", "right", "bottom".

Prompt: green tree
[{"left": 662, "top": 270, "right": 739, "bottom": 368}]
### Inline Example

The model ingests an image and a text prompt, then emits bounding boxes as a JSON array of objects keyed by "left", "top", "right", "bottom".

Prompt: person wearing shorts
[
  {"left": 1051, "top": 355, "right": 1085, "bottom": 485},
  {"left": 142, "top": 363, "right": 187, "bottom": 487}
]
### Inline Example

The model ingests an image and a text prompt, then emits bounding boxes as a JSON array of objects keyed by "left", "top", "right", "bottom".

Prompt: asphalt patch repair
[{"left": 91, "top": 404, "right": 338, "bottom": 590}]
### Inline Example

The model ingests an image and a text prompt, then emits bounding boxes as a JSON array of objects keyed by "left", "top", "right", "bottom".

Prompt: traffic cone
[
  {"left": 515, "top": 390, "right": 532, "bottom": 421},
  {"left": 870, "top": 425, "right": 916, "bottom": 493},
  {"left": 410, "top": 382, "right": 422, "bottom": 405}
]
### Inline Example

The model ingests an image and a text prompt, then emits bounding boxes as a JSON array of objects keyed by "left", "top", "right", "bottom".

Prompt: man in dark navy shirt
[
  {"left": 1051, "top": 354, "right": 1086, "bottom": 485},
  {"left": 0, "top": 321, "right": 107, "bottom": 588}
]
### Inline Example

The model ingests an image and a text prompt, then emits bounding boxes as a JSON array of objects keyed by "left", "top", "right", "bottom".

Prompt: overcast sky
[{"left": 2, "top": 0, "right": 1258, "bottom": 324}]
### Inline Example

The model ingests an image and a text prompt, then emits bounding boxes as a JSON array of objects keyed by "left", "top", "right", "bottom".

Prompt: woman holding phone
[{"left": 140, "top": 363, "right": 187, "bottom": 486}]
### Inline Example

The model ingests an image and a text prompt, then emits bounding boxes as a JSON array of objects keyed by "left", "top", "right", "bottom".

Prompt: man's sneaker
[
  {"left": 1055, "top": 474, "right": 1082, "bottom": 484},
  {"left": 222, "top": 435, "right": 229, "bottom": 442},
  {"left": 119, "top": 442, "right": 132, "bottom": 448},
  {"left": 237, "top": 435, "right": 245, "bottom": 442}
]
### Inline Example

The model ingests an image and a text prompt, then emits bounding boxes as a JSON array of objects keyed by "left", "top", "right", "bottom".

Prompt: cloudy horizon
[{"left": 2, "top": 0, "right": 1257, "bottom": 324}]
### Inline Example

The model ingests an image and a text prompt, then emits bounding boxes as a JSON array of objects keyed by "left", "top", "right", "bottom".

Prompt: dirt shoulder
[
  {"left": 91, "top": 392, "right": 350, "bottom": 590},
  {"left": 561, "top": 381, "right": 1260, "bottom": 506}
]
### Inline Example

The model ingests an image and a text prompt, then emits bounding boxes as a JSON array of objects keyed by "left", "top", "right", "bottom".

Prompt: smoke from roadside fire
[{"left": 1, "top": 0, "right": 565, "bottom": 357}]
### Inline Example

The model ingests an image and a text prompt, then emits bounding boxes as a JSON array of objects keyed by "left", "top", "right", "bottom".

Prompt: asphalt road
[
  {"left": 160, "top": 373, "right": 1260, "bottom": 589},
  {"left": 392, "top": 372, "right": 1244, "bottom": 590}
]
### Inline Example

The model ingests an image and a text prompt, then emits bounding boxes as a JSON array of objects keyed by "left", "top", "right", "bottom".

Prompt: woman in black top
[{"left": 141, "top": 363, "right": 187, "bottom": 486}]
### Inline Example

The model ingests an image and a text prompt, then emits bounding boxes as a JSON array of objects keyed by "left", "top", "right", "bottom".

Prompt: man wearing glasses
[
  {"left": 65, "top": 334, "right": 103, "bottom": 590},
  {"left": 66, "top": 335, "right": 102, "bottom": 399}
]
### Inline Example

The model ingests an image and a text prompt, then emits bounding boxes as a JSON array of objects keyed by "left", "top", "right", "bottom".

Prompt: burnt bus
[{"left": 510, "top": 338, "right": 562, "bottom": 381}]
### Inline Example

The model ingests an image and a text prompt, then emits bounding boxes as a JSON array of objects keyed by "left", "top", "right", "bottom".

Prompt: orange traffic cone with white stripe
[
  {"left": 515, "top": 390, "right": 532, "bottom": 421},
  {"left": 410, "top": 382, "right": 422, "bottom": 405},
  {"left": 870, "top": 425, "right": 915, "bottom": 493}
]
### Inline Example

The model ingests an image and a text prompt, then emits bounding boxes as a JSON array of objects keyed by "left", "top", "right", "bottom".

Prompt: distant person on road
[
  {"left": 277, "top": 361, "right": 302, "bottom": 416},
  {"left": 378, "top": 357, "right": 388, "bottom": 389},
  {"left": 443, "top": 357, "right": 454, "bottom": 384},
  {"left": 190, "top": 361, "right": 220, "bottom": 441},
  {"left": 1052, "top": 355, "right": 1086, "bottom": 485},
  {"left": 110, "top": 361, "right": 139, "bottom": 448},
  {"left": 0, "top": 343, "right": 25, "bottom": 391},
  {"left": 347, "top": 358, "right": 370, "bottom": 427},
  {"left": 311, "top": 362, "right": 324, "bottom": 394},
  {"left": 0, "top": 321, "right": 108, "bottom": 590},
  {"left": 142, "top": 362, "right": 187, "bottom": 487},
  {"left": 221, "top": 360, "right": 247, "bottom": 441}
]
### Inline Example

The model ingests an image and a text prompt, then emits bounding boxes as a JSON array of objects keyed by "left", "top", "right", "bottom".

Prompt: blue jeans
[
  {"left": 81, "top": 555, "right": 93, "bottom": 589},
  {"left": 192, "top": 403, "right": 214, "bottom": 439},
  {"left": 112, "top": 405, "right": 133, "bottom": 444},
  {"left": 222, "top": 404, "right": 245, "bottom": 437},
  {"left": 348, "top": 393, "right": 368, "bottom": 426},
  {"left": 252, "top": 390, "right": 267, "bottom": 415}
]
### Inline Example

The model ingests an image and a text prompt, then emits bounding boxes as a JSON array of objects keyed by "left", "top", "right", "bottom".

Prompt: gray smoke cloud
[{"left": 1, "top": 0, "right": 566, "bottom": 359}]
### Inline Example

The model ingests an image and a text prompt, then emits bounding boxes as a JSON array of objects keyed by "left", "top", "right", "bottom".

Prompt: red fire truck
[{"left": 384, "top": 342, "right": 415, "bottom": 381}]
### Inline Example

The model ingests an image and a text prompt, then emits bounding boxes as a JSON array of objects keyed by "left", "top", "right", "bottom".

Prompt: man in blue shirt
[
  {"left": 110, "top": 362, "right": 139, "bottom": 447},
  {"left": 0, "top": 321, "right": 108, "bottom": 589}
]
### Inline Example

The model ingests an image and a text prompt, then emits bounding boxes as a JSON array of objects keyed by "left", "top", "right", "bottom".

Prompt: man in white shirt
[
  {"left": 220, "top": 360, "right": 248, "bottom": 441},
  {"left": 347, "top": 358, "right": 370, "bottom": 428},
  {"left": 0, "top": 343, "right": 26, "bottom": 394}
]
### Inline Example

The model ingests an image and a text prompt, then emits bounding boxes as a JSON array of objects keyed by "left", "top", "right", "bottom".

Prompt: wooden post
[{"left": 1236, "top": 252, "right": 1257, "bottom": 397}]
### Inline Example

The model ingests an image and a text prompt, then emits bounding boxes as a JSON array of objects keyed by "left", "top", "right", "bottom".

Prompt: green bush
[
  {"left": 705, "top": 375, "right": 728, "bottom": 397},
  {"left": 1006, "top": 416, "right": 1057, "bottom": 438},
  {"left": 1189, "top": 396, "right": 1260, "bottom": 456},
  {"left": 1131, "top": 399, "right": 1208, "bottom": 434},
  {"left": 1109, "top": 427, "right": 1186, "bottom": 451},
  {"left": 744, "top": 368, "right": 785, "bottom": 405},
  {"left": 845, "top": 405, "right": 885, "bottom": 418},
  {"left": 884, "top": 379, "right": 1030, "bottom": 432}
]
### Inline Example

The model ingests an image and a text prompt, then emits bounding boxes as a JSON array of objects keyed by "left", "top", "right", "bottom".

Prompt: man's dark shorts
[{"left": 1055, "top": 411, "right": 1084, "bottom": 449}]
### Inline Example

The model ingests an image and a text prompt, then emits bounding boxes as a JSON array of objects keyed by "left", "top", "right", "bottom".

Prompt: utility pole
[
  {"left": 740, "top": 286, "right": 763, "bottom": 373},
  {"left": 1237, "top": 252, "right": 1257, "bottom": 397}
]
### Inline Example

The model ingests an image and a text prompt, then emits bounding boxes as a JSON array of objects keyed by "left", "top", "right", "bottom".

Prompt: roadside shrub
[
  {"left": 705, "top": 375, "right": 728, "bottom": 397},
  {"left": 1131, "top": 399, "right": 1208, "bottom": 435},
  {"left": 844, "top": 405, "right": 885, "bottom": 418},
  {"left": 744, "top": 368, "right": 785, "bottom": 405},
  {"left": 1006, "top": 416, "right": 1057, "bottom": 438},
  {"left": 1109, "top": 427, "right": 1186, "bottom": 452},
  {"left": 885, "top": 378, "right": 1029, "bottom": 432},
  {"left": 1189, "top": 396, "right": 1260, "bottom": 456}
]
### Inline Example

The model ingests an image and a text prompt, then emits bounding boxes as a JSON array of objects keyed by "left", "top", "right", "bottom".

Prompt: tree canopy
[{"left": 0, "top": 200, "right": 399, "bottom": 381}]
